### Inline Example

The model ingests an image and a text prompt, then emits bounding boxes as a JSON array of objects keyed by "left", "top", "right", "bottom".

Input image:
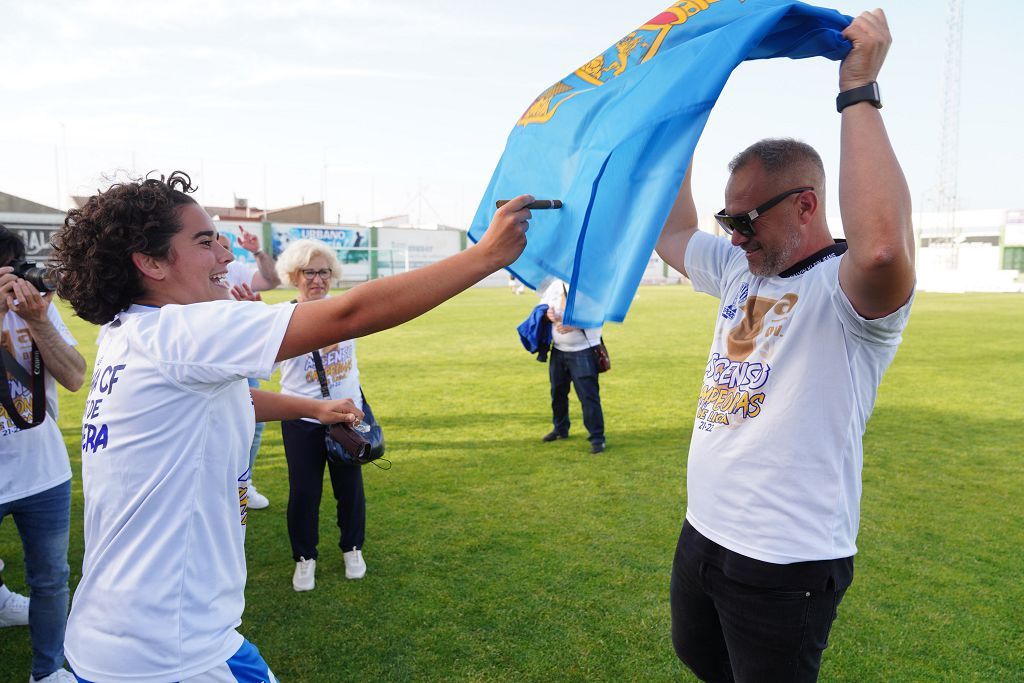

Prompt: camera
[{"left": 10, "top": 259, "right": 56, "bottom": 293}]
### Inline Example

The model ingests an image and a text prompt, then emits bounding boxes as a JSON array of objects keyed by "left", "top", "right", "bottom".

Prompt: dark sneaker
[
  {"left": 542, "top": 431, "right": 567, "bottom": 442},
  {"left": 590, "top": 442, "right": 606, "bottom": 454}
]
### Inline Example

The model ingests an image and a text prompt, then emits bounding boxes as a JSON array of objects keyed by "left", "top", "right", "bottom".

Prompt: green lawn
[{"left": 2, "top": 287, "right": 1022, "bottom": 682}]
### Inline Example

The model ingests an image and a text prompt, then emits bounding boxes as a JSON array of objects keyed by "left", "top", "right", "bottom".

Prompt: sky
[{"left": 1, "top": 0, "right": 1020, "bottom": 228}]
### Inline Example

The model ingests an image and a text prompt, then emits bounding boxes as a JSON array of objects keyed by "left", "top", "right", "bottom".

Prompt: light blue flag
[{"left": 468, "top": 0, "right": 852, "bottom": 327}]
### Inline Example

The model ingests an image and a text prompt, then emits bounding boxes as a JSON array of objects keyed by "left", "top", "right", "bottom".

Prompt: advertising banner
[{"left": 272, "top": 224, "right": 371, "bottom": 280}]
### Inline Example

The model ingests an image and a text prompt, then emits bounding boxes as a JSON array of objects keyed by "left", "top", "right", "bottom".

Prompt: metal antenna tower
[{"left": 936, "top": 0, "right": 964, "bottom": 268}]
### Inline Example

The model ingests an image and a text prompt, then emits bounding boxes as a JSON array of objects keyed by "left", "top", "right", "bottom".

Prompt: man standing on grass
[
  {"left": 655, "top": 10, "right": 914, "bottom": 681},
  {"left": 539, "top": 278, "right": 606, "bottom": 454}
]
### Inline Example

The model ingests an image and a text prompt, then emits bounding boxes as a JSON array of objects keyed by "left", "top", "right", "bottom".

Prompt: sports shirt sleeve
[
  {"left": 146, "top": 300, "right": 295, "bottom": 388},
  {"left": 828, "top": 256, "right": 914, "bottom": 345},
  {"left": 684, "top": 230, "right": 739, "bottom": 299}
]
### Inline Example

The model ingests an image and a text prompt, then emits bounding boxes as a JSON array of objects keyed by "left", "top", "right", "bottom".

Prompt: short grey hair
[
  {"left": 275, "top": 239, "right": 344, "bottom": 286},
  {"left": 728, "top": 138, "right": 825, "bottom": 189}
]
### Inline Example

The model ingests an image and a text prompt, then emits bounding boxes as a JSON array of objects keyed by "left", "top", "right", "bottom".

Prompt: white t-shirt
[
  {"left": 0, "top": 305, "right": 76, "bottom": 504},
  {"left": 225, "top": 261, "right": 257, "bottom": 290},
  {"left": 277, "top": 337, "right": 363, "bottom": 420},
  {"left": 540, "top": 280, "right": 603, "bottom": 352},
  {"left": 65, "top": 300, "right": 294, "bottom": 683},
  {"left": 683, "top": 231, "right": 912, "bottom": 564}
]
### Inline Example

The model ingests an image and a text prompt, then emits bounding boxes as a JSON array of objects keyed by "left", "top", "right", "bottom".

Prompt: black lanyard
[{"left": 0, "top": 342, "right": 46, "bottom": 430}]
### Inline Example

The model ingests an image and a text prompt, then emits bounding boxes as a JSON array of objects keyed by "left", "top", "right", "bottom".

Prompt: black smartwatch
[{"left": 836, "top": 81, "right": 882, "bottom": 113}]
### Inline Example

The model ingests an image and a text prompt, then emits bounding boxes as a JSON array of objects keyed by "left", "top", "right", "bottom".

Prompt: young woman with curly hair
[{"left": 51, "top": 172, "right": 534, "bottom": 683}]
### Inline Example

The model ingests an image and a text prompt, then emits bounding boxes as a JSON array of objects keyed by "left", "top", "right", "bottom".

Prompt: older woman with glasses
[{"left": 274, "top": 239, "right": 372, "bottom": 592}]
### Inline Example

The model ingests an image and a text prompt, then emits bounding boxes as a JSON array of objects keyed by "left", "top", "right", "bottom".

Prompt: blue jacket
[{"left": 517, "top": 304, "right": 552, "bottom": 362}]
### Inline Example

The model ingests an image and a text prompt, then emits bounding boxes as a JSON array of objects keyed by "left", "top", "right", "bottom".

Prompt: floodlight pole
[{"left": 936, "top": 0, "right": 964, "bottom": 270}]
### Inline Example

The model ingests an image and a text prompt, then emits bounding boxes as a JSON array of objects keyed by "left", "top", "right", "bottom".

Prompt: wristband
[
  {"left": 253, "top": 249, "right": 264, "bottom": 257},
  {"left": 836, "top": 81, "right": 882, "bottom": 113}
]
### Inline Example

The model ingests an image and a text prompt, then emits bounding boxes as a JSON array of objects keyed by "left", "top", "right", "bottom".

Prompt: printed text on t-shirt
[{"left": 82, "top": 363, "right": 126, "bottom": 453}]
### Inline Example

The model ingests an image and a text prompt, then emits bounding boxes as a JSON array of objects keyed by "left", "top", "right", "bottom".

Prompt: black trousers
[
  {"left": 549, "top": 347, "right": 605, "bottom": 444},
  {"left": 669, "top": 526, "right": 847, "bottom": 682},
  {"left": 282, "top": 419, "right": 366, "bottom": 561}
]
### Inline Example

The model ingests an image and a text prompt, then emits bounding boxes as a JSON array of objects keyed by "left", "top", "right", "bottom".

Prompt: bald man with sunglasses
[{"left": 655, "top": 10, "right": 914, "bottom": 681}]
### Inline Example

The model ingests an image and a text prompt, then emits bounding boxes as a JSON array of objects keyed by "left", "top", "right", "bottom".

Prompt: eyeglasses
[
  {"left": 714, "top": 187, "right": 813, "bottom": 238},
  {"left": 301, "top": 268, "right": 333, "bottom": 281}
]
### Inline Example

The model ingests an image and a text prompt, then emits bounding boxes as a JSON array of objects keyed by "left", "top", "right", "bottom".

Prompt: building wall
[{"left": 915, "top": 208, "right": 1022, "bottom": 292}]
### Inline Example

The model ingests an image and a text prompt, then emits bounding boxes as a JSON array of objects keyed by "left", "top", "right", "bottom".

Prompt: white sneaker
[
  {"left": 343, "top": 549, "right": 366, "bottom": 580},
  {"left": 0, "top": 586, "right": 30, "bottom": 627},
  {"left": 292, "top": 557, "right": 315, "bottom": 592},
  {"left": 247, "top": 483, "right": 269, "bottom": 510},
  {"left": 29, "top": 669, "right": 77, "bottom": 682}
]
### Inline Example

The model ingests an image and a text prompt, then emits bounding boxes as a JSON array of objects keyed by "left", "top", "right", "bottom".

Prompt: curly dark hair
[{"left": 52, "top": 171, "right": 199, "bottom": 324}]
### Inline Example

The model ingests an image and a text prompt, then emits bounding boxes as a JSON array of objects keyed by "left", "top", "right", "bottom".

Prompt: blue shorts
[{"left": 73, "top": 640, "right": 278, "bottom": 683}]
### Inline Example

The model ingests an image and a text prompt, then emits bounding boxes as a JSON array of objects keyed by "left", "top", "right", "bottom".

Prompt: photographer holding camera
[{"left": 0, "top": 225, "right": 85, "bottom": 683}]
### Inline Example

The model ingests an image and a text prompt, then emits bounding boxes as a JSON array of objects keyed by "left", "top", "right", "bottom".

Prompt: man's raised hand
[
  {"left": 237, "top": 225, "right": 261, "bottom": 254},
  {"left": 840, "top": 9, "right": 892, "bottom": 91}
]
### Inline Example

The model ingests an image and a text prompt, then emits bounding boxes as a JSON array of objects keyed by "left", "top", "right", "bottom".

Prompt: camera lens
[{"left": 10, "top": 260, "right": 56, "bottom": 293}]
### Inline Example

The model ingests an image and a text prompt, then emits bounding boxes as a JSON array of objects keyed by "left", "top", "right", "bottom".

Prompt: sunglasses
[
  {"left": 714, "top": 187, "right": 813, "bottom": 238},
  {"left": 301, "top": 268, "right": 333, "bottom": 281}
]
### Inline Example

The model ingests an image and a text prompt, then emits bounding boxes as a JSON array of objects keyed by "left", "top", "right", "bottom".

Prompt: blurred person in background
[
  {"left": 539, "top": 278, "right": 606, "bottom": 454},
  {"left": 0, "top": 225, "right": 85, "bottom": 683},
  {"left": 218, "top": 226, "right": 282, "bottom": 511}
]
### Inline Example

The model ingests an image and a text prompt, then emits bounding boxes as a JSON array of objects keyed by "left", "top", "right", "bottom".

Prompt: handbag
[
  {"left": 311, "top": 349, "right": 385, "bottom": 466},
  {"left": 583, "top": 332, "right": 611, "bottom": 373},
  {"left": 589, "top": 336, "right": 611, "bottom": 373}
]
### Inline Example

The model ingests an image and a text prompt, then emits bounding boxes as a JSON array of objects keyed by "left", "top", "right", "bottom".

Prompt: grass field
[{"left": 1, "top": 286, "right": 1022, "bottom": 682}]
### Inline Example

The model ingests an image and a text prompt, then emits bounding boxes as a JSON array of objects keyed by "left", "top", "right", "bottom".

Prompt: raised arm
[
  {"left": 237, "top": 225, "right": 282, "bottom": 290},
  {"left": 836, "top": 9, "right": 915, "bottom": 319},
  {"left": 276, "top": 195, "right": 533, "bottom": 361},
  {"left": 249, "top": 251, "right": 281, "bottom": 291},
  {"left": 655, "top": 163, "right": 698, "bottom": 277}
]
